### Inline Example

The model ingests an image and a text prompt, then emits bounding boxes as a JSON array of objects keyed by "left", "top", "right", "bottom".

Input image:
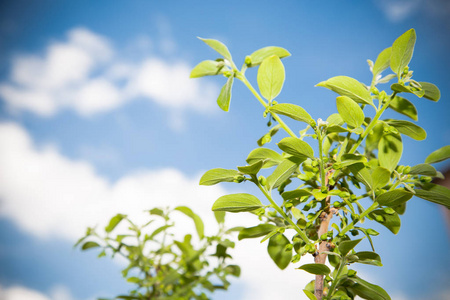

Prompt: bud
[
  {"left": 348, "top": 269, "right": 357, "bottom": 277},
  {"left": 366, "top": 228, "right": 379, "bottom": 236},
  {"left": 402, "top": 66, "right": 409, "bottom": 75},
  {"left": 370, "top": 86, "right": 379, "bottom": 95},
  {"left": 223, "top": 70, "right": 232, "bottom": 78},
  {"left": 333, "top": 201, "right": 341, "bottom": 208},
  {"left": 258, "top": 175, "right": 267, "bottom": 187},
  {"left": 375, "top": 215, "right": 384, "bottom": 223},
  {"left": 403, "top": 166, "right": 411, "bottom": 174},
  {"left": 244, "top": 55, "right": 252, "bottom": 66},
  {"left": 350, "top": 229, "right": 359, "bottom": 236},
  {"left": 285, "top": 244, "right": 293, "bottom": 251},
  {"left": 320, "top": 233, "right": 328, "bottom": 241}
]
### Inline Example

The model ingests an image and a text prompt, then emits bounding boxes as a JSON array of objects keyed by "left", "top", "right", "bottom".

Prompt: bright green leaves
[
  {"left": 212, "top": 193, "right": 263, "bottom": 212},
  {"left": 269, "top": 103, "right": 314, "bottom": 125},
  {"left": 175, "top": 206, "right": 205, "bottom": 239},
  {"left": 257, "top": 55, "right": 285, "bottom": 101},
  {"left": 425, "top": 145, "right": 450, "bottom": 164},
  {"left": 371, "top": 167, "right": 391, "bottom": 190},
  {"left": 316, "top": 76, "right": 373, "bottom": 106},
  {"left": 267, "top": 234, "right": 292, "bottom": 270},
  {"left": 81, "top": 241, "right": 100, "bottom": 250},
  {"left": 390, "top": 29, "right": 416, "bottom": 77},
  {"left": 200, "top": 168, "right": 240, "bottom": 185},
  {"left": 336, "top": 96, "right": 364, "bottom": 128},
  {"left": 198, "top": 37, "right": 232, "bottom": 62},
  {"left": 278, "top": 137, "right": 314, "bottom": 159},
  {"left": 338, "top": 238, "right": 363, "bottom": 256},
  {"left": 372, "top": 47, "right": 392, "bottom": 76},
  {"left": 415, "top": 183, "right": 450, "bottom": 209},
  {"left": 409, "top": 163, "right": 438, "bottom": 176},
  {"left": 267, "top": 158, "right": 300, "bottom": 190},
  {"left": 238, "top": 160, "right": 264, "bottom": 175},
  {"left": 369, "top": 209, "right": 401, "bottom": 234},
  {"left": 388, "top": 96, "right": 418, "bottom": 121},
  {"left": 385, "top": 120, "right": 426, "bottom": 141},
  {"left": 419, "top": 82, "right": 441, "bottom": 101},
  {"left": 354, "top": 251, "right": 383, "bottom": 267},
  {"left": 376, "top": 190, "right": 413, "bottom": 207},
  {"left": 190, "top": 60, "right": 224, "bottom": 78},
  {"left": 246, "top": 148, "right": 283, "bottom": 168},
  {"left": 105, "top": 214, "right": 127, "bottom": 233},
  {"left": 248, "top": 46, "right": 291, "bottom": 67},
  {"left": 217, "top": 75, "right": 234, "bottom": 111},
  {"left": 238, "top": 224, "right": 277, "bottom": 240},
  {"left": 346, "top": 276, "right": 391, "bottom": 300},
  {"left": 378, "top": 133, "right": 403, "bottom": 173},
  {"left": 298, "top": 263, "right": 331, "bottom": 275}
]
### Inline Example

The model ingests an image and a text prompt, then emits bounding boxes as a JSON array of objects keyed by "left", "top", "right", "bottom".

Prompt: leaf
[
  {"left": 105, "top": 214, "right": 127, "bottom": 233},
  {"left": 81, "top": 241, "right": 100, "bottom": 251},
  {"left": 267, "top": 158, "right": 300, "bottom": 190},
  {"left": 366, "top": 122, "right": 384, "bottom": 152},
  {"left": 409, "top": 163, "right": 437, "bottom": 176},
  {"left": 338, "top": 238, "right": 363, "bottom": 256},
  {"left": 198, "top": 37, "right": 232, "bottom": 62},
  {"left": 281, "top": 189, "right": 312, "bottom": 201},
  {"left": 257, "top": 124, "right": 281, "bottom": 146},
  {"left": 388, "top": 96, "right": 418, "bottom": 121},
  {"left": 415, "top": 183, "right": 450, "bottom": 209},
  {"left": 327, "top": 113, "right": 344, "bottom": 127},
  {"left": 425, "top": 145, "right": 450, "bottom": 164},
  {"left": 347, "top": 163, "right": 373, "bottom": 190},
  {"left": 257, "top": 55, "right": 285, "bottom": 101},
  {"left": 268, "top": 234, "right": 292, "bottom": 270},
  {"left": 390, "top": 28, "right": 416, "bottom": 76},
  {"left": 347, "top": 276, "right": 391, "bottom": 300},
  {"left": 269, "top": 103, "right": 314, "bottom": 125},
  {"left": 303, "top": 290, "right": 318, "bottom": 300},
  {"left": 369, "top": 209, "right": 401, "bottom": 234},
  {"left": 340, "top": 154, "right": 367, "bottom": 168},
  {"left": 248, "top": 46, "right": 291, "bottom": 67},
  {"left": 175, "top": 206, "right": 205, "bottom": 239},
  {"left": 372, "top": 47, "right": 392, "bottom": 76},
  {"left": 378, "top": 133, "right": 403, "bottom": 173},
  {"left": 190, "top": 60, "right": 223, "bottom": 78},
  {"left": 336, "top": 96, "right": 365, "bottom": 128},
  {"left": 200, "top": 168, "right": 239, "bottom": 186},
  {"left": 298, "top": 263, "right": 331, "bottom": 275},
  {"left": 278, "top": 137, "right": 314, "bottom": 159},
  {"left": 316, "top": 76, "right": 373, "bottom": 106},
  {"left": 419, "top": 82, "right": 440, "bottom": 101},
  {"left": 371, "top": 167, "right": 391, "bottom": 190},
  {"left": 238, "top": 160, "right": 264, "bottom": 175},
  {"left": 214, "top": 211, "right": 225, "bottom": 224},
  {"left": 376, "top": 190, "right": 413, "bottom": 207},
  {"left": 217, "top": 75, "right": 234, "bottom": 111},
  {"left": 148, "top": 208, "right": 164, "bottom": 217},
  {"left": 225, "top": 264, "right": 241, "bottom": 277},
  {"left": 246, "top": 148, "right": 283, "bottom": 168},
  {"left": 212, "top": 193, "right": 263, "bottom": 212},
  {"left": 354, "top": 251, "right": 383, "bottom": 267},
  {"left": 238, "top": 224, "right": 277, "bottom": 240},
  {"left": 385, "top": 119, "right": 426, "bottom": 141}
]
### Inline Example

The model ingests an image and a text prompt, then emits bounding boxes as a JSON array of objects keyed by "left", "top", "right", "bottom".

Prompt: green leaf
[
  {"left": 217, "top": 75, "right": 234, "bottom": 111},
  {"left": 419, "top": 82, "right": 440, "bottom": 101},
  {"left": 198, "top": 37, "right": 232, "bottom": 62},
  {"left": 376, "top": 190, "right": 413, "bottom": 207},
  {"left": 386, "top": 119, "right": 426, "bottom": 141},
  {"left": 238, "top": 160, "right": 264, "bottom": 175},
  {"left": 214, "top": 211, "right": 225, "bottom": 224},
  {"left": 347, "top": 276, "right": 391, "bottom": 300},
  {"left": 371, "top": 167, "right": 391, "bottom": 190},
  {"left": 316, "top": 76, "right": 373, "bottom": 106},
  {"left": 340, "top": 154, "right": 367, "bottom": 168},
  {"left": 388, "top": 96, "right": 418, "bottom": 121},
  {"left": 257, "top": 55, "right": 285, "bottom": 101},
  {"left": 238, "top": 224, "right": 277, "bottom": 240},
  {"left": 327, "top": 113, "right": 344, "bottom": 127},
  {"left": 148, "top": 208, "right": 164, "bottom": 217},
  {"left": 200, "top": 168, "right": 239, "bottom": 186},
  {"left": 267, "top": 234, "right": 292, "bottom": 270},
  {"left": 246, "top": 148, "right": 283, "bottom": 168},
  {"left": 372, "top": 47, "right": 392, "bottom": 76},
  {"left": 425, "top": 145, "right": 450, "bottom": 164},
  {"left": 190, "top": 60, "right": 223, "bottom": 78},
  {"left": 267, "top": 158, "right": 300, "bottom": 190},
  {"left": 281, "top": 189, "right": 312, "bottom": 201},
  {"left": 303, "top": 290, "right": 318, "bottom": 300},
  {"left": 105, "top": 214, "right": 127, "bottom": 233},
  {"left": 366, "top": 122, "right": 384, "bottom": 152},
  {"left": 338, "top": 238, "right": 363, "bottom": 256},
  {"left": 336, "top": 96, "right": 365, "bottom": 128},
  {"left": 369, "top": 209, "right": 401, "bottom": 234},
  {"left": 347, "top": 163, "right": 373, "bottom": 190},
  {"left": 257, "top": 124, "right": 281, "bottom": 146},
  {"left": 225, "top": 264, "right": 241, "bottom": 277},
  {"left": 175, "top": 206, "right": 205, "bottom": 239},
  {"left": 354, "top": 251, "right": 383, "bottom": 267},
  {"left": 248, "top": 46, "right": 291, "bottom": 67},
  {"left": 390, "top": 28, "right": 416, "bottom": 76},
  {"left": 415, "top": 183, "right": 450, "bottom": 209},
  {"left": 298, "top": 263, "right": 331, "bottom": 275},
  {"left": 212, "top": 193, "right": 263, "bottom": 212},
  {"left": 278, "top": 137, "right": 314, "bottom": 159},
  {"left": 269, "top": 103, "right": 314, "bottom": 125},
  {"left": 409, "top": 163, "right": 437, "bottom": 176},
  {"left": 378, "top": 133, "right": 403, "bottom": 173},
  {"left": 81, "top": 241, "right": 100, "bottom": 251}
]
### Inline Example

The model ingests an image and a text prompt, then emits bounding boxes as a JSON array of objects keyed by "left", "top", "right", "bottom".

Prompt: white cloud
[
  {"left": 0, "top": 285, "right": 50, "bottom": 300},
  {"left": 376, "top": 0, "right": 450, "bottom": 22}
]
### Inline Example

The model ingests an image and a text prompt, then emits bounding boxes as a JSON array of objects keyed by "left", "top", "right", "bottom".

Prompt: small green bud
[
  {"left": 327, "top": 231, "right": 333, "bottom": 238},
  {"left": 375, "top": 215, "right": 384, "bottom": 223},
  {"left": 223, "top": 70, "right": 232, "bottom": 77},
  {"left": 421, "top": 176, "right": 432, "bottom": 183},
  {"left": 348, "top": 269, "right": 357, "bottom": 277},
  {"left": 402, "top": 66, "right": 409, "bottom": 75},
  {"left": 233, "top": 175, "right": 245, "bottom": 183},
  {"left": 291, "top": 253, "right": 301, "bottom": 263},
  {"left": 312, "top": 134, "right": 318, "bottom": 139},
  {"left": 285, "top": 244, "right": 293, "bottom": 251},
  {"left": 272, "top": 100, "right": 278, "bottom": 105},
  {"left": 263, "top": 111, "right": 268, "bottom": 118},
  {"left": 329, "top": 177, "right": 336, "bottom": 186},
  {"left": 258, "top": 175, "right": 267, "bottom": 187},
  {"left": 397, "top": 165, "right": 405, "bottom": 173},
  {"left": 333, "top": 201, "right": 341, "bottom": 208},
  {"left": 366, "top": 228, "right": 379, "bottom": 236},
  {"left": 388, "top": 126, "right": 399, "bottom": 134},
  {"left": 277, "top": 227, "right": 285, "bottom": 234},
  {"left": 303, "top": 203, "right": 311, "bottom": 211},
  {"left": 403, "top": 166, "right": 411, "bottom": 174},
  {"left": 320, "top": 233, "right": 328, "bottom": 241},
  {"left": 311, "top": 160, "right": 319, "bottom": 167},
  {"left": 338, "top": 191, "right": 349, "bottom": 198},
  {"left": 350, "top": 229, "right": 359, "bottom": 236},
  {"left": 351, "top": 214, "right": 360, "bottom": 222},
  {"left": 370, "top": 87, "right": 379, "bottom": 95},
  {"left": 244, "top": 55, "right": 252, "bottom": 66}
]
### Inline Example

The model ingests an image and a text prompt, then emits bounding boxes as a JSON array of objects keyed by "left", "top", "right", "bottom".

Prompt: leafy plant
[
  {"left": 192, "top": 29, "right": 449, "bottom": 300},
  {"left": 77, "top": 207, "right": 239, "bottom": 300}
]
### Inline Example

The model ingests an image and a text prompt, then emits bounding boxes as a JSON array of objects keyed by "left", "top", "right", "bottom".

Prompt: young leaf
[
  {"left": 212, "top": 193, "right": 263, "bottom": 212},
  {"left": 248, "top": 46, "right": 291, "bottom": 67},
  {"left": 369, "top": 209, "right": 401, "bottom": 234},
  {"left": 269, "top": 103, "right": 314, "bottom": 125},
  {"left": 409, "top": 163, "right": 437, "bottom": 176},
  {"left": 278, "top": 137, "right": 314, "bottom": 159},
  {"left": 81, "top": 241, "right": 100, "bottom": 251},
  {"left": 371, "top": 167, "right": 391, "bottom": 190},
  {"left": 354, "top": 251, "right": 383, "bottom": 267},
  {"left": 281, "top": 189, "right": 312, "bottom": 201},
  {"left": 225, "top": 264, "right": 241, "bottom": 277},
  {"left": 348, "top": 276, "right": 391, "bottom": 300},
  {"left": 298, "top": 263, "right": 331, "bottom": 275},
  {"left": 316, "top": 76, "right": 373, "bottom": 106},
  {"left": 214, "top": 211, "right": 226, "bottom": 224},
  {"left": 372, "top": 47, "right": 392, "bottom": 76},
  {"left": 327, "top": 113, "right": 344, "bottom": 127},
  {"left": 105, "top": 214, "right": 127, "bottom": 233},
  {"left": 257, "top": 55, "right": 285, "bottom": 101},
  {"left": 378, "top": 133, "right": 403, "bottom": 173},
  {"left": 200, "top": 168, "right": 239, "bottom": 185},
  {"left": 425, "top": 145, "right": 450, "bottom": 164},
  {"left": 190, "top": 60, "right": 223, "bottom": 78},
  {"left": 415, "top": 183, "right": 450, "bottom": 209},
  {"left": 388, "top": 96, "right": 418, "bottom": 121},
  {"left": 175, "top": 206, "right": 205, "bottom": 239},
  {"left": 338, "top": 238, "right": 363, "bottom": 256},
  {"left": 217, "top": 75, "right": 234, "bottom": 111},
  {"left": 390, "top": 28, "right": 416, "bottom": 76},
  {"left": 376, "top": 190, "right": 413, "bottom": 207},
  {"left": 198, "top": 37, "right": 232, "bottom": 62},
  {"left": 336, "top": 96, "right": 365, "bottom": 128},
  {"left": 385, "top": 119, "right": 426, "bottom": 141},
  {"left": 419, "top": 82, "right": 440, "bottom": 101},
  {"left": 266, "top": 158, "right": 300, "bottom": 190},
  {"left": 246, "top": 148, "right": 283, "bottom": 168},
  {"left": 268, "top": 234, "right": 292, "bottom": 270},
  {"left": 238, "top": 224, "right": 277, "bottom": 240},
  {"left": 340, "top": 154, "right": 367, "bottom": 168},
  {"left": 303, "top": 290, "right": 318, "bottom": 300},
  {"left": 238, "top": 160, "right": 264, "bottom": 175},
  {"left": 257, "top": 124, "right": 281, "bottom": 146}
]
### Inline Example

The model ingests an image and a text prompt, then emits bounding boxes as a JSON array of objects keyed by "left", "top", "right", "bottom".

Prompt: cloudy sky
[{"left": 0, "top": 1, "right": 449, "bottom": 300}]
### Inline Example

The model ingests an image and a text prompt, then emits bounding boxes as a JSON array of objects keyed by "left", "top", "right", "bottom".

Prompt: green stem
[
  {"left": 326, "top": 258, "right": 347, "bottom": 300},
  {"left": 339, "top": 201, "right": 379, "bottom": 237},
  {"left": 317, "top": 129, "right": 326, "bottom": 189}
]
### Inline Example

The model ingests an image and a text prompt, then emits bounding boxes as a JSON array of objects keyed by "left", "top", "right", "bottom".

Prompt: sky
[{"left": 0, "top": 0, "right": 449, "bottom": 300}]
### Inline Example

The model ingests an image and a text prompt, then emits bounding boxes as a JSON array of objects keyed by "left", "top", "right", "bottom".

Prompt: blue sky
[{"left": 0, "top": 1, "right": 449, "bottom": 299}]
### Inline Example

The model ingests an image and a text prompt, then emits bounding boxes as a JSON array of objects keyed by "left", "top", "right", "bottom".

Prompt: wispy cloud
[
  {"left": 0, "top": 284, "right": 76, "bottom": 300},
  {"left": 376, "top": 0, "right": 450, "bottom": 22}
]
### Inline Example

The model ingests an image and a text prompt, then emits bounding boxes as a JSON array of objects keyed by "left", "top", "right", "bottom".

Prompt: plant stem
[
  {"left": 317, "top": 129, "right": 326, "bottom": 189},
  {"left": 326, "top": 258, "right": 346, "bottom": 300},
  {"left": 338, "top": 201, "right": 379, "bottom": 237}
]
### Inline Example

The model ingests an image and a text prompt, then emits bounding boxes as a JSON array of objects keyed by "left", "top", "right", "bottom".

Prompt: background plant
[
  {"left": 192, "top": 29, "right": 450, "bottom": 300},
  {"left": 77, "top": 207, "right": 239, "bottom": 300}
]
